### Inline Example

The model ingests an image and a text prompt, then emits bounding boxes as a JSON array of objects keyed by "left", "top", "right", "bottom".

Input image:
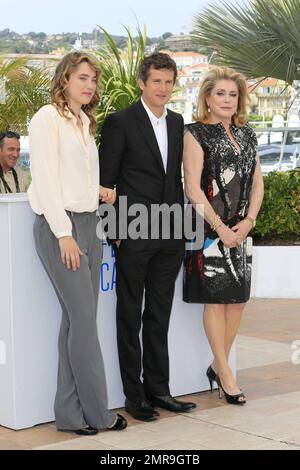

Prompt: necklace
[{"left": 223, "top": 125, "right": 241, "bottom": 155}]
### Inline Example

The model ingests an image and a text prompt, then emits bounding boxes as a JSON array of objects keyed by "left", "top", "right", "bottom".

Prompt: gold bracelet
[
  {"left": 210, "top": 214, "right": 218, "bottom": 230},
  {"left": 214, "top": 220, "right": 223, "bottom": 231},
  {"left": 245, "top": 215, "right": 256, "bottom": 228},
  {"left": 211, "top": 215, "right": 220, "bottom": 230},
  {"left": 210, "top": 214, "right": 221, "bottom": 231}
]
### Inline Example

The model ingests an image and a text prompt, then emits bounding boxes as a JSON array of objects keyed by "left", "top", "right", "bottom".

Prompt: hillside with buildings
[
  {"left": 162, "top": 51, "right": 291, "bottom": 123},
  {"left": 0, "top": 29, "right": 293, "bottom": 125},
  {"left": 0, "top": 29, "right": 199, "bottom": 54}
]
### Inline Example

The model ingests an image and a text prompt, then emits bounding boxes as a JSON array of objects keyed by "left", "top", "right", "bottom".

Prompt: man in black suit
[{"left": 99, "top": 53, "right": 196, "bottom": 421}]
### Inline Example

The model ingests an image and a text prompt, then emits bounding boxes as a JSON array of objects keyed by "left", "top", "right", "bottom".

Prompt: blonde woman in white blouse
[{"left": 28, "top": 52, "right": 127, "bottom": 434}]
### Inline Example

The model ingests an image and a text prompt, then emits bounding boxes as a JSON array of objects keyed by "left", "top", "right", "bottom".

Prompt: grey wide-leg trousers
[{"left": 33, "top": 211, "right": 116, "bottom": 430}]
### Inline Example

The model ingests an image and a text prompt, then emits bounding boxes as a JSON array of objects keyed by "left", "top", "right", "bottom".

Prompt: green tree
[
  {"left": 193, "top": 0, "right": 300, "bottom": 84},
  {"left": 162, "top": 32, "right": 173, "bottom": 40}
]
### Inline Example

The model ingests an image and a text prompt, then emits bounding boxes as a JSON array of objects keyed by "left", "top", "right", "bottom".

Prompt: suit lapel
[
  {"left": 135, "top": 100, "right": 165, "bottom": 174},
  {"left": 166, "top": 110, "right": 177, "bottom": 175}
]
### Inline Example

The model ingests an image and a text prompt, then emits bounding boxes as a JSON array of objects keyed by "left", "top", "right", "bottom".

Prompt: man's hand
[
  {"left": 99, "top": 186, "right": 116, "bottom": 205},
  {"left": 58, "top": 236, "right": 83, "bottom": 271}
]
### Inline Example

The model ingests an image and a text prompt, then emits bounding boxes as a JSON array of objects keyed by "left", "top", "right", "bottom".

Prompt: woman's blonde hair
[
  {"left": 194, "top": 66, "right": 250, "bottom": 127},
  {"left": 51, "top": 51, "right": 101, "bottom": 135}
]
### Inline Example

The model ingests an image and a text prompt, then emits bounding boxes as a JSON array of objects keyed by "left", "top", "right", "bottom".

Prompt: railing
[
  {"left": 17, "top": 127, "right": 300, "bottom": 177},
  {"left": 252, "top": 126, "right": 300, "bottom": 175}
]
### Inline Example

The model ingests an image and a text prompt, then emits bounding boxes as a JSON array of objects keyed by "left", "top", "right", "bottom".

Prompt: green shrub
[{"left": 253, "top": 169, "right": 300, "bottom": 243}]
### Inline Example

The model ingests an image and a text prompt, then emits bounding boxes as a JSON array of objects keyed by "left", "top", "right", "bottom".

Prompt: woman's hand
[
  {"left": 216, "top": 224, "right": 240, "bottom": 248},
  {"left": 99, "top": 186, "right": 116, "bottom": 204},
  {"left": 231, "top": 219, "right": 252, "bottom": 245},
  {"left": 58, "top": 236, "right": 83, "bottom": 271}
]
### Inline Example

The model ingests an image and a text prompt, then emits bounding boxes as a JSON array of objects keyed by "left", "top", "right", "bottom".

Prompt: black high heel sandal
[
  {"left": 216, "top": 375, "right": 246, "bottom": 405},
  {"left": 206, "top": 365, "right": 217, "bottom": 392}
]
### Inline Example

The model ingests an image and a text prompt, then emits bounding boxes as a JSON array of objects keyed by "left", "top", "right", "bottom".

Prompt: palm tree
[
  {"left": 95, "top": 25, "right": 147, "bottom": 137},
  {"left": 0, "top": 57, "right": 52, "bottom": 133},
  {"left": 193, "top": 0, "right": 300, "bottom": 85}
]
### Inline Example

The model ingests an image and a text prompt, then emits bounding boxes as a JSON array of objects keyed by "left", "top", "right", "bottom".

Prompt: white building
[
  {"left": 73, "top": 33, "right": 83, "bottom": 50},
  {"left": 168, "top": 62, "right": 210, "bottom": 122},
  {"left": 177, "top": 63, "right": 209, "bottom": 87},
  {"left": 162, "top": 50, "right": 208, "bottom": 69}
]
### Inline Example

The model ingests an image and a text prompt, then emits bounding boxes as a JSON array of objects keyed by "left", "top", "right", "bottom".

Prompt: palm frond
[
  {"left": 94, "top": 24, "right": 147, "bottom": 139},
  {"left": 0, "top": 59, "right": 51, "bottom": 133},
  {"left": 192, "top": 0, "right": 300, "bottom": 83}
]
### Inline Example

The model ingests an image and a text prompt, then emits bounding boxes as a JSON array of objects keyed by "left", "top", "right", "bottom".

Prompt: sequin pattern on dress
[{"left": 183, "top": 121, "right": 257, "bottom": 304}]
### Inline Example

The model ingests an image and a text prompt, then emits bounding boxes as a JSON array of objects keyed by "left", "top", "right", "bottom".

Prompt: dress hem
[{"left": 183, "top": 298, "right": 250, "bottom": 305}]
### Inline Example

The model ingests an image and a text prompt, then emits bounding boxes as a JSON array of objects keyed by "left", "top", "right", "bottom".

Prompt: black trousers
[{"left": 115, "top": 241, "right": 184, "bottom": 402}]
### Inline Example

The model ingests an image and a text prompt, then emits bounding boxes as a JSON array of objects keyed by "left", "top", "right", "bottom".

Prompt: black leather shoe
[
  {"left": 125, "top": 399, "right": 159, "bottom": 421},
  {"left": 147, "top": 394, "right": 197, "bottom": 413},
  {"left": 108, "top": 414, "right": 128, "bottom": 431},
  {"left": 74, "top": 426, "right": 98, "bottom": 436}
]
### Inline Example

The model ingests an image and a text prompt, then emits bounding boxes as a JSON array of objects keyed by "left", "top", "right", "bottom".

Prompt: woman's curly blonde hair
[
  {"left": 194, "top": 66, "right": 250, "bottom": 127},
  {"left": 51, "top": 51, "right": 101, "bottom": 135}
]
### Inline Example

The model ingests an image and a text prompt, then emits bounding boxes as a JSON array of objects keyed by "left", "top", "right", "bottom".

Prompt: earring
[{"left": 207, "top": 107, "right": 211, "bottom": 113}]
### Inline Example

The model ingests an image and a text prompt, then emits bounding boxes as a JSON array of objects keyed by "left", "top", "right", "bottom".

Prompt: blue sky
[{"left": 0, "top": 0, "right": 244, "bottom": 36}]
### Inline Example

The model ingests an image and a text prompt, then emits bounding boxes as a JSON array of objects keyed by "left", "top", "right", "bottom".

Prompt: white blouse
[{"left": 28, "top": 104, "right": 99, "bottom": 238}]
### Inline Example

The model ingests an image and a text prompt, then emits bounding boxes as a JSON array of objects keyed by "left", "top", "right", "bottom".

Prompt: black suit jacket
[{"left": 99, "top": 99, "right": 184, "bottom": 248}]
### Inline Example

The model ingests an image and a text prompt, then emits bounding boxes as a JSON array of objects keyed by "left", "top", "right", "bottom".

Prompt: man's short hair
[
  {"left": 0, "top": 130, "right": 20, "bottom": 149},
  {"left": 138, "top": 52, "right": 177, "bottom": 84}
]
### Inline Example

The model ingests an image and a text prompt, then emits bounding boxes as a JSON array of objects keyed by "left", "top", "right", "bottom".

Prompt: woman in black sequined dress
[{"left": 183, "top": 67, "right": 264, "bottom": 404}]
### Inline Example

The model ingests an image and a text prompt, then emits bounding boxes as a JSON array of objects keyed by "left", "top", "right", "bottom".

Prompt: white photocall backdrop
[{"left": 0, "top": 195, "right": 231, "bottom": 430}]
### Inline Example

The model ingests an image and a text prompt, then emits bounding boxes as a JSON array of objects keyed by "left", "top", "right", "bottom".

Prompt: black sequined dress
[{"left": 183, "top": 122, "right": 257, "bottom": 304}]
